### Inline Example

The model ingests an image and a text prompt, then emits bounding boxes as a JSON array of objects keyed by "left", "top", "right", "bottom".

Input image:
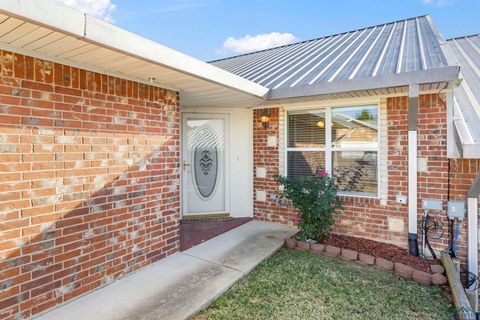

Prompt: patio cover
[{"left": 0, "top": 0, "right": 269, "bottom": 108}]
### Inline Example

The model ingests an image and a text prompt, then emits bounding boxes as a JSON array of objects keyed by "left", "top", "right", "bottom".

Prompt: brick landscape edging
[{"left": 286, "top": 239, "right": 447, "bottom": 286}]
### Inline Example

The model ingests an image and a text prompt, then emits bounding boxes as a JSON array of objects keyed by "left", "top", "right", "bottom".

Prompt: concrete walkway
[{"left": 35, "top": 221, "right": 296, "bottom": 320}]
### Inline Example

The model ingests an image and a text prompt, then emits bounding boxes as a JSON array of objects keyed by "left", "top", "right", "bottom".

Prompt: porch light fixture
[
  {"left": 260, "top": 110, "right": 271, "bottom": 129},
  {"left": 316, "top": 120, "right": 325, "bottom": 128}
]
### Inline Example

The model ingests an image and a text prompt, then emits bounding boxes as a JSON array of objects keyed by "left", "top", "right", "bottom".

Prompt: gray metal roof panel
[{"left": 210, "top": 15, "right": 449, "bottom": 90}]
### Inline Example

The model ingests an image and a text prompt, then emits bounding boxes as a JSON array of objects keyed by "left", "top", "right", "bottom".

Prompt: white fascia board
[
  {"left": 451, "top": 99, "right": 480, "bottom": 159},
  {"left": 462, "top": 145, "right": 480, "bottom": 159},
  {"left": 0, "top": 0, "right": 269, "bottom": 99},
  {"left": 452, "top": 118, "right": 480, "bottom": 159},
  {"left": 268, "top": 67, "right": 459, "bottom": 100},
  {"left": 84, "top": 16, "right": 269, "bottom": 98}
]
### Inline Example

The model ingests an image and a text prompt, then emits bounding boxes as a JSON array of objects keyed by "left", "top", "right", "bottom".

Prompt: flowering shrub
[
  {"left": 293, "top": 214, "right": 300, "bottom": 223},
  {"left": 274, "top": 171, "right": 342, "bottom": 241}
]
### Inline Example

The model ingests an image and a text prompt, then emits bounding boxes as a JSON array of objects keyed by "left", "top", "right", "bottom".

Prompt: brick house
[
  {"left": 0, "top": 1, "right": 479, "bottom": 319},
  {"left": 212, "top": 17, "right": 480, "bottom": 274}
]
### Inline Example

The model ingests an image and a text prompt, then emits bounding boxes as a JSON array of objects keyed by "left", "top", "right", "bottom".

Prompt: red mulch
[{"left": 320, "top": 234, "right": 439, "bottom": 272}]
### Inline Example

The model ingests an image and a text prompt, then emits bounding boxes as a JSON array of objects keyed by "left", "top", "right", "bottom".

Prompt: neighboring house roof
[
  {"left": 445, "top": 34, "right": 480, "bottom": 158},
  {"left": 0, "top": 0, "right": 269, "bottom": 108},
  {"left": 211, "top": 15, "right": 459, "bottom": 101}
]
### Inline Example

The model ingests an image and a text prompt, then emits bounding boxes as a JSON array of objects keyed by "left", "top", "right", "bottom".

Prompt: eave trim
[{"left": 267, "top": 66, "right": 460, "bottom": 100}]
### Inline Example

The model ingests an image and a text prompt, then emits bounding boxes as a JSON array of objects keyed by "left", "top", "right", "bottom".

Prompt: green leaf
[{"left": 274, "top": 173, "right": 342, "bottom": 241}]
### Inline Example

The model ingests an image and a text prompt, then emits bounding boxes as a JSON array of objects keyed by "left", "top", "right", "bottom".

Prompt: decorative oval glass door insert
[{"left": 193, "top": 126, "right": 218, "bottom": 199}]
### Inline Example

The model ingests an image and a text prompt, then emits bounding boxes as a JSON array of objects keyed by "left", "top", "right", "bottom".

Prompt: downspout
[
  {"left": 467, "top": 172, "right": 479, "bottom": 307},
  {"left": 408, "top": 84, "right": 420, "bottom": 256}
]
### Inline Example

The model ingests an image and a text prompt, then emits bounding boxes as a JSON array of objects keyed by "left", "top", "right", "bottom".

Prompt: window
[
  {"left": 287, "top": 110, "right": 326, "bottom": 181},
  {"left": 286, "top": 105, "right": 378, "bottom": 197}
]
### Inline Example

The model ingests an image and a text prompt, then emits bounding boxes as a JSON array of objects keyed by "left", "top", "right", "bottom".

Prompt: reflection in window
[
  {"left": 286, "top": 105, "right": 379, "bottom": 197},
  {"left": 332, "top": 106, "right": 378, "bottom": 149},
  {"left": 333, "top": 151, "right": 378, "bottom": 195}
]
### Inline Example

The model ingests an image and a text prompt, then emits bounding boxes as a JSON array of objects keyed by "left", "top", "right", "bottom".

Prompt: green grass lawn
[{"left": 195, "top": 248, "right": 453, "bottom": 320}]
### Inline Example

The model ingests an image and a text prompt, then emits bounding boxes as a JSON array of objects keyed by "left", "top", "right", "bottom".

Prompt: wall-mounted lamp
[
  {"left": 260, "top": 110, "right": 271, "bottom": 129},
  {"left": 316, "top": 120, "right": 325, "bottom": 128},
  {"left": 148, "top": 77, "right": 156, "bottom": 84}
]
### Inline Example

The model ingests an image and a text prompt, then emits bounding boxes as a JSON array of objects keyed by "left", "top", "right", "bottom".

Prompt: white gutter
[
  {"left": 0, "top": 0, "right": 269, "bottom": 99},
  {"left": 450, "top": 88, "right": 480, "bottom": 159}
]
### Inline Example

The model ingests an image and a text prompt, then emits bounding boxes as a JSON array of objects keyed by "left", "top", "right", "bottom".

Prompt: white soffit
[{"left": 0, "top": 0, "right": 269, "bottom": 108}]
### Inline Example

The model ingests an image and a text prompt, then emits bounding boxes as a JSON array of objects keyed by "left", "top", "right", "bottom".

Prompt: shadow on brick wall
[
  {"left": 0, "top": 56, "right": 181, "bottom": 318},
  {"left": 0, "top": 130, "right": 181, "bottom": 319}
]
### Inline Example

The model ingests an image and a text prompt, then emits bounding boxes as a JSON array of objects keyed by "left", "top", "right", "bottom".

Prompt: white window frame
[{"left": 284, "top": 104, "right": 380, "bottom": 198}]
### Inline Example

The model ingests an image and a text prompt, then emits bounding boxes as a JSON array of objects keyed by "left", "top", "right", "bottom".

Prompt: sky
[{"left": 57, "top": 0, "right": 480, "bottom": 61}]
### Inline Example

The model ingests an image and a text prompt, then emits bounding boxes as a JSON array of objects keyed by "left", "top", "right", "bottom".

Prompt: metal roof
[
  {"left": 445, "top": 34, "right": 480, "bottom": 158},
  {"left": 211, "top": 15, "right": 459, "bottom": 100},
  {"left": 0, "top": 3, "right": 461, "bottom": 107}
]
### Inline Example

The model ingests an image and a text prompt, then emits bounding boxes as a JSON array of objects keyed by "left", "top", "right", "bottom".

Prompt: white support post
[
  {"left": 325, "top": 108, "right": 332, "bottom": 175},
  {"left": 466, "top": 196, "right": 479, "bottom": 311},
  {"left": 466, "top": 172, "right": 480, "bottom": 311},
  {"left": 408, "top": 84, "right": 419, "bottom": 255},
  {"left": 467, "top": 197, "right": 478, "bottom": 286},
  {"left": 408, "top": 131, "right": 418, "bottom": 234}
]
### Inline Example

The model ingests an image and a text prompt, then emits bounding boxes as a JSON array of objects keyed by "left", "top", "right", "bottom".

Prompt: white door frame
[{"left": 180, "top": 112, "right": 231, "bottom": 217}]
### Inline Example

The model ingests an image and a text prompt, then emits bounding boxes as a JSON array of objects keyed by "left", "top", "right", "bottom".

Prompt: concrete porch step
[{"left": 34, "top": 221, "right": 296, "bottom": 320}]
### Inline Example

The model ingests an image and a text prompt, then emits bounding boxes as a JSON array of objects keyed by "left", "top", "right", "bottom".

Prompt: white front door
[{"left": 182, "top": 113, "right": 229, "bottom": 216}]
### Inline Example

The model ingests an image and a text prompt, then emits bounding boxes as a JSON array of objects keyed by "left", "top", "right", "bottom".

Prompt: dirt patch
[{"left": 320, "top": 234, "right": 438, "bottom": 273}]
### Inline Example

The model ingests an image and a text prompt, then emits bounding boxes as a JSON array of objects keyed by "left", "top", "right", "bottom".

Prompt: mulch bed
[{"left": 320, "top": 234, "right": 439, "bottom": 273}]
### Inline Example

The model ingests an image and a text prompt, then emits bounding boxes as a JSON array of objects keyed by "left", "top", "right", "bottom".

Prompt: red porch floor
[{"left": 179, "top": 217, "right": 252, "bottom": 251}]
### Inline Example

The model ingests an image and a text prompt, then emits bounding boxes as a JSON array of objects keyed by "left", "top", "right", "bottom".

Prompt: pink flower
[
  {"left": 293, "top": 214, "right": 300, "bottom": 223},
  {"left": 321, "top": 171, "right": 327, "bottom": 177}
]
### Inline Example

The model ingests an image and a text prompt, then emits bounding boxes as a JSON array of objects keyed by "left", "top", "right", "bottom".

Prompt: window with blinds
[
  {"left": 287, "top": 110, "right": 326, "bottom": 148},
  {"left": 287, "top": 109, "right": 326, "bottom": 181},
  {"left": 286, "top": 105, "right": 379, "bottom": 197},
  {"left": 287, "top": 151, "right": 325, "bottom": 181}
]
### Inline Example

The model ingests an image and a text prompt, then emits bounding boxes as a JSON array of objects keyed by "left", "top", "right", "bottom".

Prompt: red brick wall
[
  {"left": 0, "top": 51, "right": 180, "bottom": 319},
  {"left": 253, "top": 108, "right": 291, "bottom": 223},
  {"left": 253, "top": 94, "right": 476, "bottom": 262}
]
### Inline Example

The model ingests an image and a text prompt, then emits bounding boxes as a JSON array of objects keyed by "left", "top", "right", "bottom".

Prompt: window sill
[{"left": 337, "top": 192, "right": 379, "bottom": 200}]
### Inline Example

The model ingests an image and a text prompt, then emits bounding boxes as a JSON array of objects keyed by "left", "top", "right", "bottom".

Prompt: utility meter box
[
  {"left": 447, "top": 201, "right": 466, "bottom": 220},
  {"left": 422, "top": 199, "right": 443, "bottom": 211}
]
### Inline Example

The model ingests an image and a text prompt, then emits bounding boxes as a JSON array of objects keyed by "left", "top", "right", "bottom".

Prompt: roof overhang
[
  {"left": 442, "top": 35, "right": 480, "bottom": 159},
  {"left": 0, "top": 0, "right": 269, "bottom": 108},
  {"left": 452, "top": 92, "right": 480, "bottom": 158},
  {"left": 267, "top": 66, "right": 460, "bottom": 100}
]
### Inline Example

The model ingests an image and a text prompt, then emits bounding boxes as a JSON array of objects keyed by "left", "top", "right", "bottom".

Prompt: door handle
[{"left": 182, "top": 160, "right": 191, "bottom": 171}]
